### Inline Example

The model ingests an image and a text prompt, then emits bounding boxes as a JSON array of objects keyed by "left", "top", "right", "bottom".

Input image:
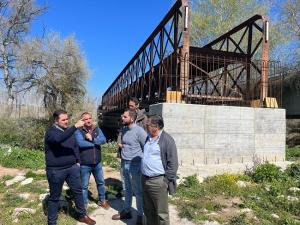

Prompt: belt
[{"left": 142, "top": 174, "right": 165, "bottom": 179}]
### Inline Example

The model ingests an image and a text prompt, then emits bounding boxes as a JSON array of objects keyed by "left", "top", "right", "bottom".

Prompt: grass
[
  {"left": 0, "top": 147, "right": 45, "bottom": 169},
  {"left": 171, "top": 162, "right": 300, "bottom": 225},
  {"left": 0, "top": 144, "right": 120, "bottom": 225},
  {"left": 286, "top": 146, "right": 300, "bottom": 161}
]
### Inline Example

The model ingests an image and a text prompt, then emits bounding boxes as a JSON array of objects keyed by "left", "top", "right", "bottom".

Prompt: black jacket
[
  {"left": 75, "top": 127, "right": 106, "bottom": 165},
  {"left": 158, "top": 131, "right": 178, "bottom": 195},
  {"left": 44, "top": 125, "right": 79, "bottom": 169}
]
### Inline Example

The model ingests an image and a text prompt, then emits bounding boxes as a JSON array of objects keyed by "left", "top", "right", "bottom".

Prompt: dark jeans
[
  {"left": 46, "top": 164, "right": 86, "bottom": 225},
  {"left": 142, "top": 175, "right": 169, "bottom": 225}
]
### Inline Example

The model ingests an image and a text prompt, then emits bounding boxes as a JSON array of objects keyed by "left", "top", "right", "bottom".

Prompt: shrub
[
  {"left": 286, "top": 146, "right": 300, "bottom": 161},
  {"left": 205, "top": 173, "right": 241, "bottom": 196},
  {"left": 285, "top": 163, "right": 300, "bottom": 179},
  {"left": 251, "top": 162, "right": 284, "bottom": 183},
  {"left": 0, "top": 117, "right": 50, "bottom": 150}
]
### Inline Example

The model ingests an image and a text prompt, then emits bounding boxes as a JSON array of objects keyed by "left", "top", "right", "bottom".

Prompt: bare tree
[
  {"left": 0, "top": 0, "right": 45, "bottom": 105},
  {"left": 18, "top": 32, "right": 89, "bottom": 117}
]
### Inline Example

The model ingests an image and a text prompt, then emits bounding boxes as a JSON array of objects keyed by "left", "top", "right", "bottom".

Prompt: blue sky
[{"left": 32, "top": 0, "right": 174, "bottom": 99}]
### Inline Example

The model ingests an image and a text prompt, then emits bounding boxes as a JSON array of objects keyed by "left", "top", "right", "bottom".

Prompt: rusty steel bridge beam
[{"left": 102, "top": 2, "right": 273, "bottom": 111}]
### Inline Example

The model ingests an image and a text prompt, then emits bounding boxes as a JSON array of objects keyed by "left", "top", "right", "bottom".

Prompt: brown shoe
[
  {"left": 97, "top": 200, "right": 110, "bottom": 210},
  {"left": 78, "top": 215, "right": 96, "bottom": 225},
  {"left": 112, "top": 210, "right": 132, "bottom": 220}
]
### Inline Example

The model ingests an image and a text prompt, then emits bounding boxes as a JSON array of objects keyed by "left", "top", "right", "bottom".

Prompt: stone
[
  {"left": 12, "top": 208, "right": 36, "bottom": 221},
  {"left": 287, "top": 196, "right": 299, "bottom": 201},
  {"left": 18, "top": 193, "right": 30, "bottom": 200},
  {"left": 197, "top": 176, "right": 204, "bottom": 184},
  {"left": 202, "top": 220, "right": 221, "bottom": 225},
  {"left": 241, "top": 208, "right": 252, "bottom": 213},
  {"left": 271, "top": 214, "right": 280, "bottom": 219},
  {"left": 288, "top": 187, "right": 300, "bottom": 192},
  {"left": 5, "top": 175, "right": 26, "bottom": 186},
  {"left": 20, "top": 178, "right": 33, "bottom": 186}
]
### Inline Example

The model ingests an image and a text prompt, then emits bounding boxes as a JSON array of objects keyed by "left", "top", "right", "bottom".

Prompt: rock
[
  {"left": 12, "top": 208, "right": 36, "bottom": 221},
  {"left": 5, "top": 175, "right": 26, "bottom": 186},
  {"left": 241, "top": 208, "right": 252, "bottom": 213},
  {"left": 271, "top": 213, "right": 280, "bottom": 219},
  {"left": 265, "top": 184, "right": 271, "bottom": 192},
  {"left": 236, "top": 180, "right": 248, "bottom": 188},
  {"left": 289, "top": 187, "right": 300, "bottom": 192},
  {"left": 287, "top": 196, "right": 299, "bottom": 201},
  {"left": 202, "top": 220, "right": 221, "bottom": 225},
  {"left": 207, "top": 212, "right": 218, "bottom": 216},
  {"left": 197, "top": 176, "right": 204, "bottom": 184},
  {"left": 20, "top": 178, "right": 33, "bottom": 186},
  {"left": 18, "top": 193, "right": 30, "bottom": 200}
]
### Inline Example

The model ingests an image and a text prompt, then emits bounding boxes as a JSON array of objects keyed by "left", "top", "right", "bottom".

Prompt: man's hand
[
  {"left": 75, "top": 119, "right": 84, "bottom": 128},
  {"left": 85, "top": 133, "right": 93, "bottom": 141},
  {"left": 117, "top": 143, "right": 123, "bottom": 148}
]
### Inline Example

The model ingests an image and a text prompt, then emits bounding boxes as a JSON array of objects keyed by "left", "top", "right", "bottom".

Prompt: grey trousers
[{"left": 142, "top": 175, "right": 170, "bottom": 225}]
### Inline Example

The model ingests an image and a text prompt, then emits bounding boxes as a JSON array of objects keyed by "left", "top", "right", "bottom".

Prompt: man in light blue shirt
[{"left": 141, "top": 115, "right": 178, "bottom": 225}]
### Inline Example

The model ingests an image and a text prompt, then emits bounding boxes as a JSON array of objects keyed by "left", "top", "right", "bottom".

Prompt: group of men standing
[{"left": 44, "top": 97, "right": 178, "bottom": 225}]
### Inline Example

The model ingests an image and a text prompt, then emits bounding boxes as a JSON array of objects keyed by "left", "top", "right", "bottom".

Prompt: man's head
[
  {"left": 81, "top": 112, "right": 93, "bottom": 128},
  {"left": 128, "top": 97, "right": 139, "bottom": 110},
  {"left": 121, "top": 109, "right": 137, "bottom": 126},
  {"left": 146, "top": 115, "right": 164, "bottom": 137},
  {"left": 53, "top": 110, "right": 68, "bottom": 129}
]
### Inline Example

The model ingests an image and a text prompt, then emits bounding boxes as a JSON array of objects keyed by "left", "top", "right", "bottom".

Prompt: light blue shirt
[{"left": 141, "top": 131, "right": 165, "bottom": 177}]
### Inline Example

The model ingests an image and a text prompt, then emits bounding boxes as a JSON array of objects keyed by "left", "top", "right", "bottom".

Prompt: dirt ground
[{"left": 0, "top": 166, "right": 26, "bottom": 178}]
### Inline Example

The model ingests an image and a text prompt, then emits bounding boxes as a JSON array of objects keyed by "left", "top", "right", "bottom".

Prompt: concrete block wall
[{"left": 149, "top": 103, "right": 286, "bottom": 176}]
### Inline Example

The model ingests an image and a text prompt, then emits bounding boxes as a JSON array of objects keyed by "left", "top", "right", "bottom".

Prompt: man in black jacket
[
  {"left": 75, "top": 112, "right": 109, "bottom": 209},
  {"left": 141, "top": 115, "right": 178, "bottom": 225},
  {"left": 44, "top": 110, "right": 96, "bottom": 225}
]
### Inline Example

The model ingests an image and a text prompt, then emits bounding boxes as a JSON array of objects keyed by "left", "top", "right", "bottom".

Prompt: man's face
[
  {"left": 82, "top": 113, "right": 93, "bottom": 127},
  {"left": 56, "top": 113, "right": 68, "bottom": 129},
  {"left": 128, "top": 100, "right": 137, "bottom": 110},
  {"left": 121, "top": 111, "right": 133, "bottom": 126},
  {"left": 147, "top": 122, "right": 159, "bottom": 137}
]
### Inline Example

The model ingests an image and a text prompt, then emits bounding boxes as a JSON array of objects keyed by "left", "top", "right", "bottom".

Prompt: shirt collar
[{"left": 53, "top": 124, "right": 65, "bottom": 132}]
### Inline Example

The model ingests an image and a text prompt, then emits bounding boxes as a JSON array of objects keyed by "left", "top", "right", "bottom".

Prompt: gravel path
[{"left": 77, "top": 196, "right": 196, "bottom": 225}]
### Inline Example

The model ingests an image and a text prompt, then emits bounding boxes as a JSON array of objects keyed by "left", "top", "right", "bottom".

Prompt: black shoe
[{"left": 112, "top": 210, "right": 132, "bottom": 220}]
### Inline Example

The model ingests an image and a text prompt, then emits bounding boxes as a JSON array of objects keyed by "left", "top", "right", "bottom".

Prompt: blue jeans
[
  {"left": 80, "top": 162, "right": 106, "bottom": 205},
  {"left": 121, "top": 159, "right": 143, "bottom": 216},
  {"left": 46, "top": 164, "right": 86, "bottom": 225}
]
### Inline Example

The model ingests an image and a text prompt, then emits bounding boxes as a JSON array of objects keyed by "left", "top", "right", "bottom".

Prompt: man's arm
[
  {"left": 138, "top": 127, "right": 148, "bottom": 149},
  {"left": 74, "top": 129, "right": 94, "bottom": 148},
  {"left": 93, "top": 128, "right": 106, "bottom": 145},
  {"left": 46, "top": 126, "right": 77, "bottom": 144},
  {"left": 165, "top": 136, "right": 178, "bottom": 180}
]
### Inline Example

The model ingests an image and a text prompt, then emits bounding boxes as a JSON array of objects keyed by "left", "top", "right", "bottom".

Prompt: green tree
[{"left": 189, "top": 0, "right": 287, "bottom": 58}]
